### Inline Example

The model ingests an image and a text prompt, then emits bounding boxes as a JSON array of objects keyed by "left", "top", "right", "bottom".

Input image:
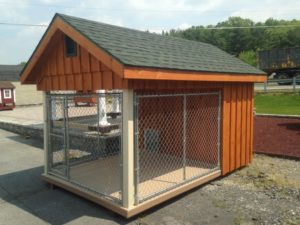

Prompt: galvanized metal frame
[
  {"left": 134, "top": 91, "right": 222, "bottom": 204},
  {"left": 45, "top": 91, "right": 123, "bottom": 205}
]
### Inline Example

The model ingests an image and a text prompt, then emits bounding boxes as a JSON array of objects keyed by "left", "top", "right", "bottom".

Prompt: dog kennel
[{"left": 20, "top": 13, "right": 266, "bottom": 217}]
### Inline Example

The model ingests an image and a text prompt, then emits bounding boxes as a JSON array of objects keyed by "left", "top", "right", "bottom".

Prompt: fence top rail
[
  {"left": 267, "top": 78, "right": 300, "bottom": 82},
  {"left": 137, "top": 91, "right": 220, "bottom": 98},
  {"left": 46, "top": 92, "right": 123, "bottom": 97}
]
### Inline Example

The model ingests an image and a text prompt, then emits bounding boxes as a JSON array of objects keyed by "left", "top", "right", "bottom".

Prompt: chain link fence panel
[
  {"left": 134, "top": 91, "right": 221, "bottom": 203},
  {"left": 46, "top": 91, "right": 123, "bottom": 204}
]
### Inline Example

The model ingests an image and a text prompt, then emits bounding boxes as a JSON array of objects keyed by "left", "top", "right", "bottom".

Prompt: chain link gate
[
  {"left": 134, "top": 91, "right": 221, "bottom": 203},
  {"left": 46, "top": 91, "right": 123, "bottom": 204}
]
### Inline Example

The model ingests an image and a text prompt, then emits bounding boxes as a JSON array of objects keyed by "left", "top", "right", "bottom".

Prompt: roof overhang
[{"left": 124, "top": 67, "right": 267, "bottom": 83}]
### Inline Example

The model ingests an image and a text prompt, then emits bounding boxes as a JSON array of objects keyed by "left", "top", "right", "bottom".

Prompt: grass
[{"left": 255, "top": 93, "right": 300, "bottom": 115}]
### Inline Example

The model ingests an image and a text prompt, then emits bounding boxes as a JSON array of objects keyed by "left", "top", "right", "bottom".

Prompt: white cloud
[
  {"left": 229, "top": 0, "right": 300, "bottom": 22},
  {"left": 178, "top": 23, "right": 192, "bottom": 30},
  {"left": 127, "top": 0, "right": 224, "bottom": 13}
]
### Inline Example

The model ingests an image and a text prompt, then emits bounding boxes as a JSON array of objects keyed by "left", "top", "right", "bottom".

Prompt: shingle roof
[
  {"left": 0, "top": 81, "right": 15, "bottom": 89},
  {"left": 58, "top": 13, "right": 265, "bottom": 75},
  {"left": 0, "top": 65, "right": 23, "bottom": 81}
]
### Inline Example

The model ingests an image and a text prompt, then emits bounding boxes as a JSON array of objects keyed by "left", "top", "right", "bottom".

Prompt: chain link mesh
[
  {"left": 135, "top": 92, "right": 221, "bottom": 203},
  {"left": 47, "top": 91, "right": 122, "bottom": 203}
]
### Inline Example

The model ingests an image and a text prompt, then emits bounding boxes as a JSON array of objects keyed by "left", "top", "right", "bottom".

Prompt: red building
[{"left": 0, "top": 81, "right": 15, "bottom": 110}]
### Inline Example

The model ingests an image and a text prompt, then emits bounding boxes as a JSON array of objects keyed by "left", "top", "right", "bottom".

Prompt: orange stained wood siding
[
  {"left": 221, "top": 83, "right": 254, "bottom": 175},
  {"left": 134, "top": 81, "right": 254, "bottom": 175},
  {"left": 36, "top": 31, "right": 127, "bottom": 91}
]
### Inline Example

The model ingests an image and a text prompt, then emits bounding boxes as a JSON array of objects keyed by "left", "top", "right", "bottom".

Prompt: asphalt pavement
[{"left": 0, "top": 128, "right": 239, "bottom": 225}]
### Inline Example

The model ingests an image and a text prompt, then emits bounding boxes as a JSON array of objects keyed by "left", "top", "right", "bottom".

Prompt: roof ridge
[{"left": 56, "top": 13, "right": 213, "bottom": 47}]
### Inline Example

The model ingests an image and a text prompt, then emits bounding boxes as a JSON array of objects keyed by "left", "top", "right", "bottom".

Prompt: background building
[{"left": 0, "top": 64, "right": 42, "bottom": 106}]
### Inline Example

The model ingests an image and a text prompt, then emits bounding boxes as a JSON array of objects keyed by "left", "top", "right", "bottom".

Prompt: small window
[
  {"left": 4, "top": 89, "right": 11, "bottom": 99},
  {"left": 64, "top": 35, "right": 77, "bottom": 57}
]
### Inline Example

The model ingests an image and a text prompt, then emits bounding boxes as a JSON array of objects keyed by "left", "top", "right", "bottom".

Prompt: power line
[
  {"left": 0, "top": 22, "right": 47, "bottom": 27},
  {"left": 0, "top": 22, "right": 300, "bottom": 31},
  {"left": 0, "top": 1, "right": 299, "bottom": 13}
]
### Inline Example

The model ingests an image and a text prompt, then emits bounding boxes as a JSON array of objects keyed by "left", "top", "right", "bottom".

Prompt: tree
[
  {"left": 164, "top": 17, "right": 300, "bottom": 62},
  {"left": 239, "top": 50, "right": 257, "bottom": 67},
  {"left": 19, "top": 61, "right": 26, "bottom": 66}
]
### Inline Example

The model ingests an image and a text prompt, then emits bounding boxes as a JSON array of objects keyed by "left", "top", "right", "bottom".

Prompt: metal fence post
[
  {"left": 133, "top": 93, "right": 140, "bottom": 205},
  {"left": 183, "top": 95, "right": 187, "bottom": 181},
  {"left": 43, "top": 92, "right": 49, "bottom": 174},
  {"left": 264, "top": 81, "right": 267, "bottom": 92},
  {"left": 217, "top": 91, "right": 222, "bottom": 168},
  {"left": 63, "top": 96, "right": 70, "bottom": 179},
  {"left": 293, "top": 76, "right": 296, "bottom": 93}
]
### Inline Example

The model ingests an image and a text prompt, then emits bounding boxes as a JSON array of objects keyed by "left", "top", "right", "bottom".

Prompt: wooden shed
[
  {"left": 0, "top": 81, "right": 15, "bottom": 110},
  {"left": 20, "top": 13, "right": 266, "bottom": 218}
]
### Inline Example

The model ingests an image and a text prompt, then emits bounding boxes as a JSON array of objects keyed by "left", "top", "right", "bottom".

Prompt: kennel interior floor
[{"left": 69, "top": 152, "right": 217, "bottom": 202}]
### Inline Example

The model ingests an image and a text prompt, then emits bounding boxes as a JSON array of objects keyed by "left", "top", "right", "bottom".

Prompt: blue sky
[{"left": 0, "top": 0, "right": 300, "bottom": 64}]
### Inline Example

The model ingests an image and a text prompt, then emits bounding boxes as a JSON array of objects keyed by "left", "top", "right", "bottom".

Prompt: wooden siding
[
  {"left": 36, "top": 31, "right": 127, "bottom": 91},
  {"left": 132, "top": 80, "right": 254, "bottom": 175},
  {"left": 221, "top": 83, "right": 254, "bottom": 175}
]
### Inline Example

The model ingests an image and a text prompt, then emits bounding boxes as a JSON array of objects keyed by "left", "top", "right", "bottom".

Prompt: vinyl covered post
[
  {"left": 43, "top": 91, "right": 49, "bottom": 174},
  {"left": 122, "top": 89, "right": 135, "bottom": 208}
]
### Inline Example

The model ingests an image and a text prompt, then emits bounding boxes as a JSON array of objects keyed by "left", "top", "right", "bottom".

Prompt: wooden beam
[
  {"left": 126, "top": 170, "right": 221, "bottom": 218},
  {"left": 124, "top": 67, "right": 267, "bottom": 83},
  {"left": 122, "top": 89, "right": 135, "bottom": 209}
]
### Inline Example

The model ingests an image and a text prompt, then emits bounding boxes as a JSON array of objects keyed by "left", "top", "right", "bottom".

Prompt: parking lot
[{"left": 0, "top": 128, "right": 299, "bottom": 225}]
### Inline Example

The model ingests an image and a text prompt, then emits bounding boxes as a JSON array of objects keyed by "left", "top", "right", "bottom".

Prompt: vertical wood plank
[
  {"left": 57, "top": 39, "right": 65, "bottom": 75},
  {"left": 59, "top": 76, "right": 67, "bottom": 90},
  {"left": 83, "top": 73, "right": 92, "bottom": 91},
  {"left": 235, "top": 85, "right": 242, "bottom": 169},
  {"left": 49, "top": 49, "right": 57, "bottom": 76},
  {"left": 66, "top": 75, "right": 75, "bottom": 90},
  {"left": 46, "top": 77, "right": 51, "bottom": 91},
  {"left": 52, "top": 76, "right": 59, "bottom": 90},
  {"left": 37, "top": 77, "right": 46, "bottom": 90},
  {"left": 230, "top": 84, "right": 237, "bottom": 171},
  {"left": 103, "top": 71, "right": 113, "bottom": 89},
  {"left": 113, "top": 72, "right": 123, "bottom": 89},
  {"left": 245, "top": 84, "right": 251, "bottom": 165},
  {"left": 249, "top": 83, "right": 254, "bottom": 163},
  {"left": 92, "top": 71, "right": 102, "bottom": 90},
  {"left": 72, "top": 46, "right": 81, "bottom": 74},
  {"left": 222, "top": 84, "right": 231, "bottom": 175},
  {"left": 90, "top": 55, "right": 100, "bottom": 72},
  {"left": 75, "top": 74, "right": 83, "bottom": 90},
  {"left": 80, "top": 47, "right": 91, "bottom": 73},
  {"left": 241, "top": 84, "right": 247, "bottom": 166},
  {"left": 64, "top": 57, "right": 72, "bottom": 74}
]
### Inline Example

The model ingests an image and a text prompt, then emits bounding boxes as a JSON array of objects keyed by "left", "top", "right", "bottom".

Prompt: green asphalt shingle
[{"left": 58, "top": 13, "right": 265, "bottom": 75}]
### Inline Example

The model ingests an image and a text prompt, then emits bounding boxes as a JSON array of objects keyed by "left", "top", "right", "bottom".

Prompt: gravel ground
[
  {"left": 139, "top": 154, "right": 300, "bottom": 225},
  {"left": 200, "top": 154, "right": 300, "bottom": 225}
]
